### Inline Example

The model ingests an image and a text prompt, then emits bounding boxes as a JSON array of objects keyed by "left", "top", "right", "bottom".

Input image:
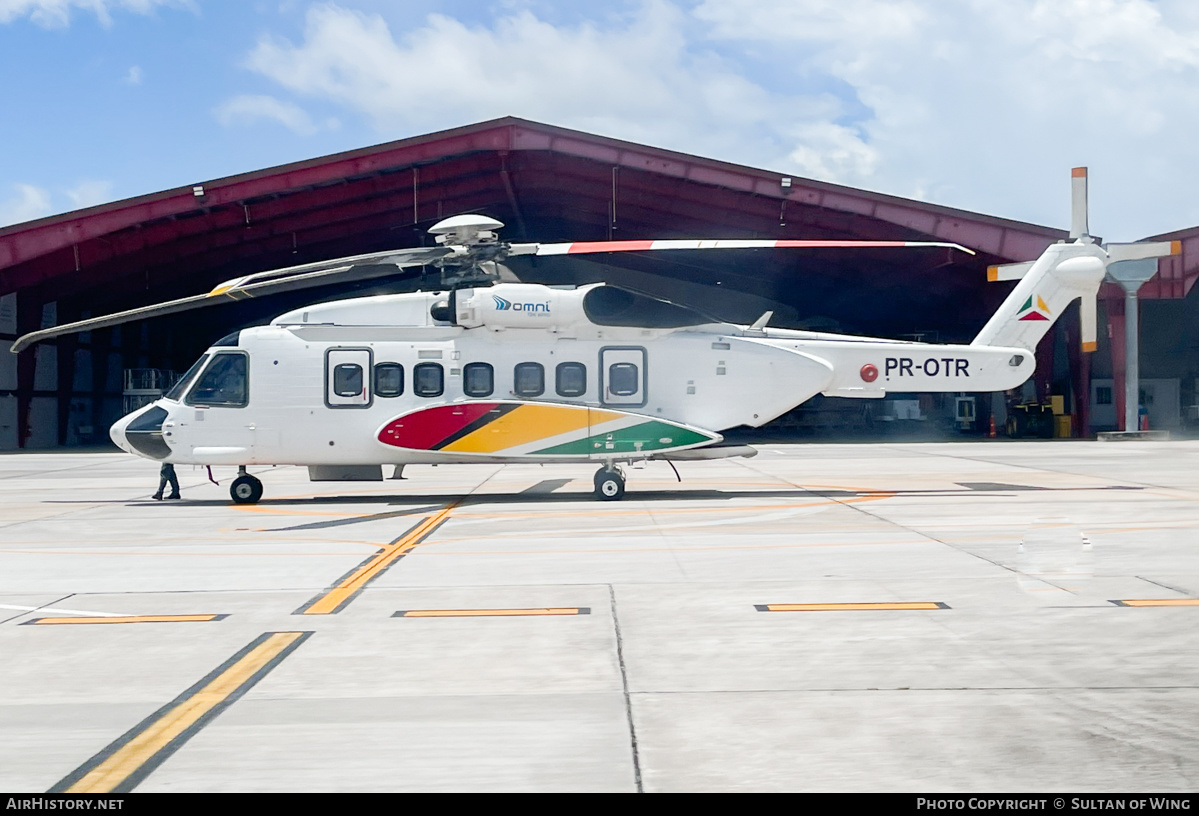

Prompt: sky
[{"left": 2, "top": 0, "right": 1199, "bottom": 242}]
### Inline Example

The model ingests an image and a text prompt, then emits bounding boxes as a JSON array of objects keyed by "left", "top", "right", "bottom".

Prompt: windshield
[
  {"left": 164, "top": 354, "right": 209, "bottom": 402},
  {"left": 185, "top": 353, "right": 249, "bottom": 407}
]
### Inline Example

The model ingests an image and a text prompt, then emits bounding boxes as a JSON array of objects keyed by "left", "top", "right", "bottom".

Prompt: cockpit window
[
  {"left": 185, "top": 353, "right": 248, "bottom": 407},
  {"left": 582, "top": 285, "right": 710, "bottom": 328},
  {"left": 165, "top": 354, "right": 209, "bottom": 402}
]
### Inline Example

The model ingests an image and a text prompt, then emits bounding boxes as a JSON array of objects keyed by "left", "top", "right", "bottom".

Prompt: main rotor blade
[
  {"left": 513, "top": 238, "right": 976, "bottom": 256},
  {"left": 11, "top": 245, "right": 451, "bottom": 353}
]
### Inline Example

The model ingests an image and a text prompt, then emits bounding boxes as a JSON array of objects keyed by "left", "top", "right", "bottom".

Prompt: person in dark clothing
[{"left": 153, "top": 463, "right": 180, "bottom": 500}]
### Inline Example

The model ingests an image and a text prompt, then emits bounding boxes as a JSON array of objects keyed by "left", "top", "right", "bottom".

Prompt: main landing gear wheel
[
  {"left": 230, "top": 474, "right": 263, "bottom": 505},
  {"left": 594, "top": 467, "right": 625, "bottom": 501}
]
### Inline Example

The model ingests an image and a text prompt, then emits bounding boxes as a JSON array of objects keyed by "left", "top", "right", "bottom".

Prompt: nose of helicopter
[{"left": 111, "top": 403, "right": 172, "bottom": 460}]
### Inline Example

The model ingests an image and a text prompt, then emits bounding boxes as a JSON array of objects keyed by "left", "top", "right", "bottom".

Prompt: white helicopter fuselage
[
  {"left": 111, "top": 282, "right": 1034, "bottom": 471},
  {"left": 29, "top": 172, "right": 1171, "bottom": 502}
]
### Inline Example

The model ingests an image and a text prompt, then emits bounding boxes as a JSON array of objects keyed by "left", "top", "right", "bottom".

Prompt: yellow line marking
[
  {"left": 759, "top": 602, "right": 946, "bottom": 612},
  {"left": 395, "top": 607, "right": 587, "bottom": 617},
  {"left": 64, "top": 631, "right": 304, "bottom": 793},
  {"left": 1113, "top": 599, "right": 1199, "bottom": 607},
  {"left": 30, "top": 614, "right": 223, "bottom": 625},
  {"left": 301, "top": 505, "right": 456, "bottom": 615}
]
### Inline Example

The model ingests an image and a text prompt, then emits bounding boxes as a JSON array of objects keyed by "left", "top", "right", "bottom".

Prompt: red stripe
[
  {"left": 565, "top": 240, "right": 655, "bottom": 254},
  {"left": 1018, "top": 312, "right": 1050, "bottom": 321},
  {"left": 378, "top": 402, "right": 500, "bottom": 449}
]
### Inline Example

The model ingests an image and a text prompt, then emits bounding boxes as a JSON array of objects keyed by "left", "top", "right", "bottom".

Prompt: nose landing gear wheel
[
  {"left": 230, "top": 474, "right": 263, "bottom": 505},
  {"left": 594, "top": 468, "right": 625, "bottom": 501}
]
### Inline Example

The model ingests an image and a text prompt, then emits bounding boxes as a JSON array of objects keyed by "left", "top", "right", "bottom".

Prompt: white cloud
[
  {"left": 693, "top": 0, "right": 1199, "bottom": 237},
  {"left": 125, "top": 65, "right": 142, "bottom": 84},
  {"left": 234, "top": 1, "right": 1199, "bottom": 237},
  {"left": 240, "top": 2, "right": 862, "bottom": 183},
  {"left": 65, "top": 180, "right": 113, "bottom": 209},
  {"left": 0, "top": 0, "right": 185, "bottom": 28},
  {"left": 0, "top": 184, "right": 53, "bottom": 228},
  {"left": 213, "top": 94, "right": 329, "bottom": 135}
]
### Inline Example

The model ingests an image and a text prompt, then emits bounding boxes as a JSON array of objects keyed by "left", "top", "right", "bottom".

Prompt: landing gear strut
[
  {"left": 230, "top": 466, "right": 263, "bottom": 505},
  {"left": 593, "top": 466, "right": 625, "bottom": 501}
]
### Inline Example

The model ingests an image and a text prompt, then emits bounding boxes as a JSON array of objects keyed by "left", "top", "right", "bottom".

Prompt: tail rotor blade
[
  {"left": 1071, "top": 167, "right": 1089, "bottom": 240},
  {"left": 1080, "top": 294, "right": 1098, "bottom": 353}
]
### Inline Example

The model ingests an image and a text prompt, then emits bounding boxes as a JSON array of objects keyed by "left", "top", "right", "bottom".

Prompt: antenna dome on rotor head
[{"left": 428, "top": 214, "right": 505, "bottom": 245}]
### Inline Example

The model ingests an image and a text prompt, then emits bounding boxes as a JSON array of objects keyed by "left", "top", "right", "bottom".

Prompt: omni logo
[{"left": 492, "top": 295, "right": 551, "bottom": 313}]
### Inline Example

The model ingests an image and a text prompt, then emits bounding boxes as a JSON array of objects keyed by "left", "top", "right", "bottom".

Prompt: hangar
[{"left": 1, "top": 117, "right": 1197, "bottom": 450}]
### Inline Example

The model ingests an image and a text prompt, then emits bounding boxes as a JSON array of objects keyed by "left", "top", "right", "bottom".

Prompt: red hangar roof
[{"left": 2, "top": 116, "right": 1191, "bottom": 342}]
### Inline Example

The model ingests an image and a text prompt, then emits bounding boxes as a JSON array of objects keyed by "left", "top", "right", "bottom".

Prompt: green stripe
[{"left": 533, "top": 420, "right": 714, "bottom": 455}]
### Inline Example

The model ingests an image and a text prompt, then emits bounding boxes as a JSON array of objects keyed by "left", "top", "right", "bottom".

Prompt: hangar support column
[{"left": 14, "top": 289, "right": 39, "bottom": 449}]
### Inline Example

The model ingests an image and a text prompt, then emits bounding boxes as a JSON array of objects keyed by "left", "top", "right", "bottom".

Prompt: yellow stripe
[
  {"left": 761, "top": 602, "right": 944, "bottom": 612},
  {"left": 65, "top": 632, "right": 303, "bottom": 793},
  {"left": 987, "top": 266, "right": 999, "bottom": 282},
  {"left": 32, "top": 614, "right": 221, "bottom": 625},
  {"left": 1116, "top": 599, "right": 1199, "bottom": 607},
  {"left": 301, "top": 506, "right": 454, "bottom": 615},
  {"left": 442, "top": 403, "right": 593, "bottom": 453},
  {"left": 588, "top": 408, "right": 628, "bottom": 425},
  {"left": 397, "top": 608, "right": 584, "bottom": 617},
  {"left": 1082, "top": 341, "right": 1098, "bottom": 353}
]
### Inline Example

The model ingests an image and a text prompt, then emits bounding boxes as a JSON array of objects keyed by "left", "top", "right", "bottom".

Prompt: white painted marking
[{"left": 0, "top": 604, "right": 131, "bottom": 618}]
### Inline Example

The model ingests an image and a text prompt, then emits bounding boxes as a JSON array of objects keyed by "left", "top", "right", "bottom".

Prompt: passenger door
[
  {"left": 600, "top": 347, "right": 646, "bottom": 407},
  {"left": 326, "top": 348, "right": 373, "bottom": 408}
]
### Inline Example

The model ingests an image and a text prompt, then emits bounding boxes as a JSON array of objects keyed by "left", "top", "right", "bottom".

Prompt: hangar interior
[{"left": 2, "top": 117, "right": 1198, "bottom": 450}]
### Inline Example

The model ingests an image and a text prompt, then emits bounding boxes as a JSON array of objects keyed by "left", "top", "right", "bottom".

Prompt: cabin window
[
  {"left": 556, "top": 362, "right": 587, "bottom": 397},
  {"left": 414, "top": 362, "right": 444, "bottom": 397},
  {"left": 374, "top": 363, "right": 404, "bottom": 397},
  {"left": 333, "top": 364, "right": 364, "bottom": 397},
  {"left": 514, "top": 362, "right": 545, "bottom": 397},
  {"left": 186, "top": 353, "right": 248, "bottom": 407},
  {"left": 608, "top": 363, "right": 639, "bottom": 397},
  {"left": 463, "top": 362, "right": 494, "bottom": 397}
]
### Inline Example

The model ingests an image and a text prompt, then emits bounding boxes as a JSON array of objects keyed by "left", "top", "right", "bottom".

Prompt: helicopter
[{"left": 11, "top": 168, "right": 1179, "bottom": 503}]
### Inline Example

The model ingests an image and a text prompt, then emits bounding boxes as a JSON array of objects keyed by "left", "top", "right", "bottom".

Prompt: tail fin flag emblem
[{"left": 1017, "top": 295, "right": 1052, "bottom": 322}]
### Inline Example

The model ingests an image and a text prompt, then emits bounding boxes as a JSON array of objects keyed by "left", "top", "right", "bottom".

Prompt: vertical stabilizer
[
  {"left": 973, "top": 169, "right": 1179, "bottom": 353},
  {"left": 972, "top": 244, "right": 1105, "bottom": 351}
]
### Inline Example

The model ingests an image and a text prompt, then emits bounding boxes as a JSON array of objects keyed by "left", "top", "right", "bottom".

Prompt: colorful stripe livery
[{"left": 377, "top": 401, "right": 719, "bottom": 457}]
